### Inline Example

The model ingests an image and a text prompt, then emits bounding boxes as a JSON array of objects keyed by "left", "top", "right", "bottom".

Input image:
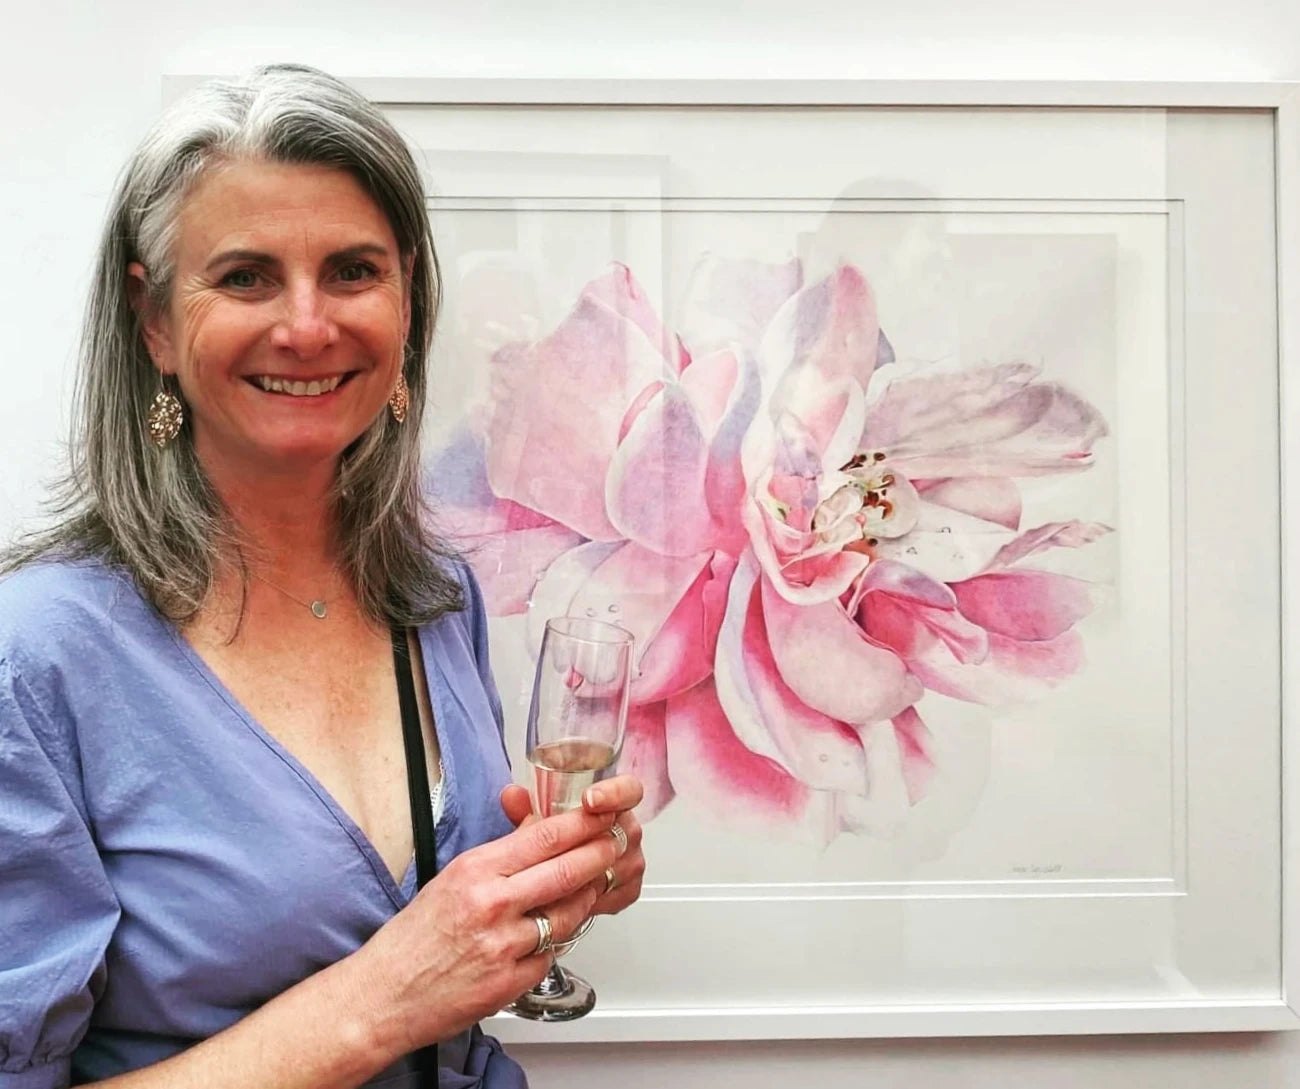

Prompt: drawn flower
[{"left": 428, "top": 256, "right": 1111, "bottom": 844}]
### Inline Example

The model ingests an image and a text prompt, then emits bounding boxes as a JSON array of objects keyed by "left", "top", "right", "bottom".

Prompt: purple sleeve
[
  {"left": 457, "top": 563, "right": 510, "bottom": 767},
  {"left": 0, "top": 661, "right": 120, "bottom": 1089}
]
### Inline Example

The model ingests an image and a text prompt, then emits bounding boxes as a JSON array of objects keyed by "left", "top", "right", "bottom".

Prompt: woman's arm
[
  {"left": 88, "top": 801, "right": 626, "bottom": 1089},
  {"left": 90, "top": 950, "right": 399, "bottom": 1089}
]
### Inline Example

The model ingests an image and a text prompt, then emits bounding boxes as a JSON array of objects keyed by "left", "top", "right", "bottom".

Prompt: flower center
[{"left": 810, "top": 450, "right": 917, "bottom": 546}]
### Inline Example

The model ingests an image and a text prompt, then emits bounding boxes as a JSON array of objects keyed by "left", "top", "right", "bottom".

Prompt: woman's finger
[
  {"left": 499, "top": 784, "right": 534, "bottom": 829},
  {"left": 507, "top": 829, "right": 621, "bottom": 909},
  {"left": 586, "top": 809, "right": 644, "bottom": 915},
  {"left": 580, "top": 773, "right": 644, "bottom": 815},
  {"left": 517, "top": 883, "right": 600, "bottom": 957},
  {"left": 591, "top": 852, "right": 645, "bottom": 915},
  {"left": 487, "top": 806, "right": 615, "bottom": 875}
]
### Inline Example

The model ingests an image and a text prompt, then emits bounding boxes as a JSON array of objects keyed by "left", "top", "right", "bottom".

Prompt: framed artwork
[{"left": 363, "top": 80, "right": 1299, "bottom": 1041}]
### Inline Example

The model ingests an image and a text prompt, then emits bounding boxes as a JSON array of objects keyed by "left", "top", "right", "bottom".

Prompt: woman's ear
[{"left": 125, "top": 261, "right": 174, "bottom": 374}]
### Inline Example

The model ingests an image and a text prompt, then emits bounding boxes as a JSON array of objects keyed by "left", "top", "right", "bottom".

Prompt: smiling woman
[
  {"left": 129, "top": 160, "right": 413, "bottom": 483},
  {"left": 0, "top": 65, "right": 646, "bottom": 1089}
]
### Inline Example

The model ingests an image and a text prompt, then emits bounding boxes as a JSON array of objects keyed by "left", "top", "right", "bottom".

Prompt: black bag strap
[{"left": 391, "top": 626, "right": 439, "bottom": 1086}]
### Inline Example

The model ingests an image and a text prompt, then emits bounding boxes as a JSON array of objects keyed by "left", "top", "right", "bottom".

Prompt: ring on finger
[
  {"left": 602, "top": 866, "right": 618, "bottom": 895},
  {"left": 610, "top": 821, "right": 628, "bottom": 855},
  {"left": 552, "top": 915, "right": 597, "bottom": 956},
  {"left": 529, "top": 911, "right": 554, "bottom": 956}
]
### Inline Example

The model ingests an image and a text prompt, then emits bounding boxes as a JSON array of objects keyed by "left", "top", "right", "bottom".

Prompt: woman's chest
[{"left": 187, "top": 618, "right": 416, "bottom": 882}]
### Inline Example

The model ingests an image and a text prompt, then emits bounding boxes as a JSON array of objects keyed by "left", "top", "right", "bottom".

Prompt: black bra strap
[{"left": 391, "top": 626, "right": 439, "bottom": 1085}]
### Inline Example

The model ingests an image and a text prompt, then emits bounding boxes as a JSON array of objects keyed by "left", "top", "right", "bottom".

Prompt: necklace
[{"left": 250, "top": 570, "right": 332, "bottom": 619}]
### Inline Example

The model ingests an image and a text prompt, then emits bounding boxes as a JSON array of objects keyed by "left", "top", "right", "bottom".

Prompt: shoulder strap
[{"left": 391, "top": 626, "right": 439, "bottom": 1086}]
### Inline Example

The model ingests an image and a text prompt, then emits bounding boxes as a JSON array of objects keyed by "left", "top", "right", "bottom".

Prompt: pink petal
[
  {"left": 871, "top": 500, "right": 1018, "bottom": 584},
  {"left": 914, "top": 477, "right": 1022, "bottom": 532},
  {"left": 760, "top": 574, "right": 922, "bottom": 725},
  {"left": 605, "top": 383, "right": 717, "bottom": 558},
  {"left": 524, "top": 540, "right": 624, "bottom": 650},
  {"left": 665, "top": 679, "right": 839, "bottom": 846},
  {"left": 950, "top": 570, "right": 1098, "bottom": 642},
  {"left": 865, "top": 363, "right": 1108, "bottom": 478},
  {"left": 742, "top": 494, "right": 869, "bottom": 606},
  {"left": 761, "top": 264, "right": 882, "bottom": 395},
  {"left": 892, "top": 705, "right": 936, "bottom": 805},
  {"left": 459, "top": 528, "right": 586, "bottom": 615},
  {"left": 854, "top": 562, "right": 990, "bottom": 665},
  {"left": 426, "top": 427, "right": 584, "bottom": 614},
  {"left": 865, "top": 362, "right": 1036, "bottom": 449},
  {"left": 713, "top": 554, "right": 867, "bottom": 794},
  {"left": 485, "top": 275, "right": 674, "bottom": 540},
  {"left": 910, "top": 630, "right": 1086, "bottom": 707},
  {"left": 634, "top": 551, "right": 736, "bottom": 704},
  {"left": 528, "top": 541, "right": 718, "bottom": 703},
  {"left": 679, "top": 349, "right": 739, "bottom": 440},
  {"left": 619, "top": 701, "right": 674, "bottom": 821},
  {"left": 983, "top": 520, "right": 1112, "bottom": 570},
  {"left": 681, "top": 349, "right": 761, "bottom": 552},
  {"left": 585, "top": 263, "right": 690, "bottom": 375}
]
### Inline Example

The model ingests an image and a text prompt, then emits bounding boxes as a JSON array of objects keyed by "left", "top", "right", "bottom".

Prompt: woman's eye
[
  {"left": 336, "top": 262, "right": 377, "bottom": 284},
  {"left": 221, "top": 268, "right": 262, "bottom": 290}
]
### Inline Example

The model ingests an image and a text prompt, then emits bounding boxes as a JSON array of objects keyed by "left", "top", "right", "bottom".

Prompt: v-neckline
[{"left": 158, "top": 616, "right": 456, "bottom": 912}]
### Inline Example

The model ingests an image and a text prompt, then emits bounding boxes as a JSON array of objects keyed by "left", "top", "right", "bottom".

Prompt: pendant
[{"left": 310, "top": 600, "right": 328, "bottom": 619}]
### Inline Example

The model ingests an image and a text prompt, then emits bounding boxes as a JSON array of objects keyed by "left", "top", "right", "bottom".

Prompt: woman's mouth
[{"left": 248, "top": 374, "right": 350, "bottom": 397}]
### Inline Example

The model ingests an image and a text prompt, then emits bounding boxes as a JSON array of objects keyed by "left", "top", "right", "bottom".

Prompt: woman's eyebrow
[
  {"left": 203, "top": 242, "right": 393, "bottom": 273},
  {"left": 203, "top": 249, "right": 277, "bottom": 272}
]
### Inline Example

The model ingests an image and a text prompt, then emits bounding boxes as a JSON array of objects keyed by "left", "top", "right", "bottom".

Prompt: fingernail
[{"left": 583, "top": 787, "right": 602, "bottom": 808}]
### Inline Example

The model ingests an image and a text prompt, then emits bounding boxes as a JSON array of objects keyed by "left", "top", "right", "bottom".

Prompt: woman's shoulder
[{"left": 0, "top": 556, "right": 144, "bottom": 673}]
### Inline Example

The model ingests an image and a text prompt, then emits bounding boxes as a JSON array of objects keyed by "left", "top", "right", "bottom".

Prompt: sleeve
[
  {"left": 0, "top": 659, "right": 120, "bottom": 1089},
  {"left": 456, "top": 562, "right": 509, "bottom": 761}
]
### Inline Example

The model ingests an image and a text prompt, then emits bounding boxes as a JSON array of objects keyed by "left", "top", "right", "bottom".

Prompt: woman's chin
[{"left": 198, "top": 432, "right": 364, "bottom": 483}]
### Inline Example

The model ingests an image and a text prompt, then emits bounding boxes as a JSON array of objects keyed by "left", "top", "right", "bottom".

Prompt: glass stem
[{"left": 530, "top": 959, "right": 574, "bottom": 999}]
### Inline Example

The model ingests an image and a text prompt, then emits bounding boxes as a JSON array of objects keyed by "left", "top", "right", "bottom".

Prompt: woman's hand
[
  {"left": 501, "top": 773, "right": 646, "bottom": 918},
  {"left": 351, "top": 805, "right": 623, "bottom": 1056}
]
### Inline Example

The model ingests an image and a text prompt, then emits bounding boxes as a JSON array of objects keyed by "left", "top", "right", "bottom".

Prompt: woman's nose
[{"left": 270, "top": 280, "right": 339, "bottom": 358}]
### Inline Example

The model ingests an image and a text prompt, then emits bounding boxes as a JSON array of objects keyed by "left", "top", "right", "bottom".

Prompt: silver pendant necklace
[{"left": 250, "top": 571, "right": 331, "bottom": 619}]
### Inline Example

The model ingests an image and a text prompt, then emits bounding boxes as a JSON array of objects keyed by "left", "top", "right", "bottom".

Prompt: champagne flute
[{"left": 505, "top": 615, "right": 633, "bottom": 1021}]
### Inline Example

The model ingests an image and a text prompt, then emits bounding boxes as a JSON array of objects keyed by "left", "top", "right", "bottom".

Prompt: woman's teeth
[{"left": 254, "top": 375, "right": 344, "bottom": 396}]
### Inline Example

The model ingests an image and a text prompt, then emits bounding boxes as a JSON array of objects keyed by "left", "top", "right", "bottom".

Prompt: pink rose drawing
[{"left": 429, "top": 258, "right": 1111, "bottom": 845}]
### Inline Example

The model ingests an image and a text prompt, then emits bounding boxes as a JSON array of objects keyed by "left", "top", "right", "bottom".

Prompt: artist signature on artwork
[{"left": 1010, "top": 863, "right": 1065, "bottom": 876}]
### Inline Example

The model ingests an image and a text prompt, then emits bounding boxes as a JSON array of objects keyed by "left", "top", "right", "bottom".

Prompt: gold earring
[
  {"left": 146, "top": 382, "right": 184, "bottom": 448},
  {"left": 389, "top": 373, "right": 409, "bottom": 424}
]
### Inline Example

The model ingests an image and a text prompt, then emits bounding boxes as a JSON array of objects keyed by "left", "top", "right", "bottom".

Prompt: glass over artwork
[
  {"left": 423, "top": 199, "right": 1155, "bottom": 891},
  {"left": 387, "top": 98, "right": 1287, "bottom": 1030}
]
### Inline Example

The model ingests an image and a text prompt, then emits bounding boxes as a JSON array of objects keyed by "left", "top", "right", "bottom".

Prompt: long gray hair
[{"left": 2, "top": 63, "right": 464, "bottom": 625}]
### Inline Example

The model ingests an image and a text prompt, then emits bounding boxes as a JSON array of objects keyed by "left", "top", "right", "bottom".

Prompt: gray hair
[{"left": 2, "top": 63, "right": 463, "bottom": 625}]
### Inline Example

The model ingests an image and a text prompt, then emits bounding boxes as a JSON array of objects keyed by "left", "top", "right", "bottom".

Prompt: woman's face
[{"left": 132, "top": 159, "right": 411, "bottom": 483}]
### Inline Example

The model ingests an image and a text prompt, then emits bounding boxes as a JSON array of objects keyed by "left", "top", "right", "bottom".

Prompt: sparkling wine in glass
[{"left": 506, "top": 615, "right": 633, "bottom": 1021}]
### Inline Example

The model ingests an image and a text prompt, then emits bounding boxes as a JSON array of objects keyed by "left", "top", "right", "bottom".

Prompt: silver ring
[
  {"left": 610, "top": 821, "right": 628, "bottom": 855},
  {"left": 529, "top": 912, "right": 554, "bottom": 956},
  {"left": 602, "top": 866, "right": 618, "bottom": 895},
  {"left": 551, "top": 915, "right": 597, "bottom": 956}
]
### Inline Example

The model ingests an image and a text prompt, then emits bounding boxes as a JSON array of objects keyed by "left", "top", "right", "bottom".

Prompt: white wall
[{"left": 4, "top": 2, "right": 1299, "bottom": 1085}]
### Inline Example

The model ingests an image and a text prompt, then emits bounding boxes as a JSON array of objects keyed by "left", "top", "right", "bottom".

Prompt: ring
[
  {"left": 610, "top": 821, "right": 628, "bottom": 855},
  {"left": 551, "top": 915, "right": 597, "bottom": 956},
  {"left": 602, "top": 866, "right": 618, "bottom": 895},
  {"left": 529, "top": 912, "right": 554, "bottom": 956}
]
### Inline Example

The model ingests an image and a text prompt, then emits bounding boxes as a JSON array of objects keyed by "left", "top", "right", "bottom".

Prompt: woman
[{"left": 0, "top": 64, "right": 645, "bottom": 1088}]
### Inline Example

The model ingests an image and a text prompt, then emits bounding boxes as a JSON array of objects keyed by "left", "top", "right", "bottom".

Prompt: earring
[
  {"left": 388, "top": 373, "right": 409, "bottom": 424},
  {"left": 146, "top": 382, "right": 184, "bottom": 448}
]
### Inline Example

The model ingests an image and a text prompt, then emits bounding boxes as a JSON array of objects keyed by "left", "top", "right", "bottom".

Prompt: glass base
[{"left": 504, "top": 963, "right": 597, "bottom": 1021}]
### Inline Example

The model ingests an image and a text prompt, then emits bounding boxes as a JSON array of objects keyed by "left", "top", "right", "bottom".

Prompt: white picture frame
[{"left": 166, "top": 75, "right": 1300, "bottom": 1042}]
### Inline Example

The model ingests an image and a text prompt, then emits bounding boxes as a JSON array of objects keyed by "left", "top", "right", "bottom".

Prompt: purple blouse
[{"left": 0, "top": 559, "right": 528, "bottom": 1089}]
